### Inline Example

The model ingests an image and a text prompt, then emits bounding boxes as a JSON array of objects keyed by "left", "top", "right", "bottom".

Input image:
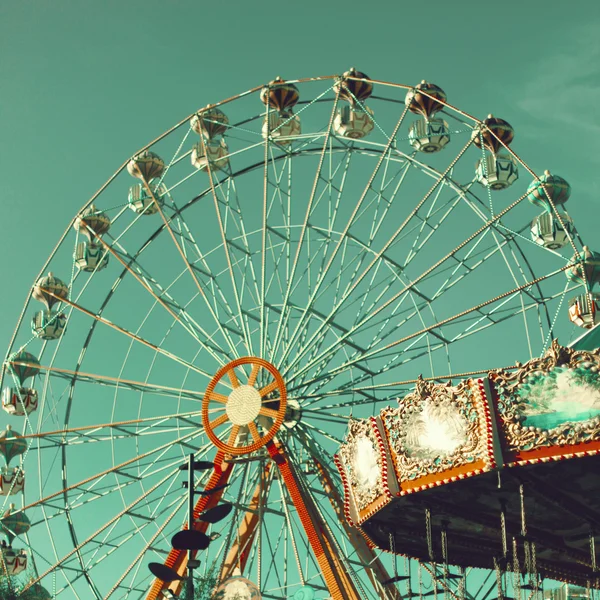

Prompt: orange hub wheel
[{"left": 202, "top": 357, "right": 287, "bottom": 455}]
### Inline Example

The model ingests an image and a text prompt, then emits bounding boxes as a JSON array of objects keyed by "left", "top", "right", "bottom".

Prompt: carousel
[{"left": 337, "top": 339, "right": 600, "bottom": 590}]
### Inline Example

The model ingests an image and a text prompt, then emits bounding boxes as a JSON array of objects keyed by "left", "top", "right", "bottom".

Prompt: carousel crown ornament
[{"left": 336, "top": 340, "right": 600, "bottom": 588}]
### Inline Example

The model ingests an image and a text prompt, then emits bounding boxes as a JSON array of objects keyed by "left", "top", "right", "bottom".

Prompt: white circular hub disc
[{"left": 226, "top": 385, "right": 262, "bottom": 426}]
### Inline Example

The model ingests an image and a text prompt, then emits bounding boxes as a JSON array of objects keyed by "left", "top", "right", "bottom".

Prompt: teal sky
[
  {"left": 1, "top": 0, "right": 599, "bottom": 345},
  {"left": 1, "top": 1, "right": 600, "bottom": 598},
  {"left": 1, "top": 7, "right": 599, "bottom": 465}
]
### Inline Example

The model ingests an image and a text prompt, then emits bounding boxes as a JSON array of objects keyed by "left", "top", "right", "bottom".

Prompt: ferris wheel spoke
[
  {"left": 259, "top": 97, "right": 273, "bottom": 360},
  {"left": 285, "top": 188, "right": 538, "bottom": 387},
  {"left": 68, "top": 490, "right": 184, "bottom": 592},
  {"left": 308, "top": 330, "right": 477, "bottom": 400},
  {"left": 357, "top": 246, "right": 503, "bottom": 355},
  {"left": 37, "top": 289, "right": 215, "bottom": 380},
  {"left": 78, "top": 223, "right": 232, "bottom": 368},
  {"left": 217, "top": 174, "right": 264, "bottom": 348},
  {"left": 209, "top": 412, "right": 229, "bottom": 430},
  {"left": 268, "top": 87, "right": 342, "bottom": 365},
  {"left": 7, "top": 360, "right": 206, "bottom": 405},
  {"left": 35, "top": 462, "right": 198, "bottom": 556},
  {"left": 227, "top": 425, "right": 240, "bottom": 447},
  {"left": 401, "top": 182, "right": 457, "bottom": 267},
  {"left": 485, "top": 227, "right": 537, "bottom": 359},
  {"left": 35, "top": 460, "right": 182, "bottom": 544},
  {"left": 259, "top": 407, "right": 279, "bottom": 420},
  {"left": 300, "top": 265, "right": 569, "bottom": 389},
  {"left": 313, "top": 252, "right": 456, "bottom": 388},
  {"left": 296, "top": 361, "right": 524, "bottom": 408},
  {"left": 22, "top": 463, "right": 184, "bottom": 594},
  {"left": 202, "top": 139, "right": 257, "bottom": 358},
  {"left": 38, "top": 431, "right": 215, "bottom": 596},
  {"left": 291, "top": 312, "right": 497, "bottom": 398},
  {"left": 247, "top": 362, "right": 262, "bottom": 387},
  {"left": 421, "top": 238, "right": 547, "bottom": 343},
  {"left": 226, "top": 367, "right": 241, "bottom": 388},
  {"left": 247, "top": 421, "right": 261, "bottom": 443},
  {"left": 139, "top": 177, "right": 242, "bottom": 362},
  {"left": 267, "top": 149, "right": 353, "bottom": 366},
  {"left": 263, "top": 153, "right": 297, "bottom": 336},
  {"left": 445, "top": 289, "right": 552, "bottom": 343},
  {"left": 259, "top": 380, "right": 278, "bottom": 397},
  {"left": 91, "top": 474, "right": 186, "bottom": 565},
  {"left": 362, "top": 156, "right": 415, "bottom": 259},
  {"left": 281, "top": 137, "right": 473, "bottom": 380},
  {"left": 298, "top": 421, "right": 344, "bottom": 446},
  {"left": 21, "top": 427, "right": 201, "bottom": 513},
  {"left": 333, "top": 154, "right": 410, "bottom": 303},
  {"left": 103, "top": 493, "right": 188, "bottom": 599},
  {"left": 277, "top": 106, "right": 412, "bottom": 372},
  {"left": 210, "top": 391, "right": 229, "bottom": 403},
  {"left": 166, "top": 208, "right": 248, "bottom": 348}
]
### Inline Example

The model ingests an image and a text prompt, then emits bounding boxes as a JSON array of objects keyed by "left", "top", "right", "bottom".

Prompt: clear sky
[
  {"left": 1, "top": 0, "right": 599, "bottom": 345},
  {"left": 1, "top": 0, "right": 599, "bottom": 351},
  {"left": 1, "top": 1, "right": 600, "bottom": 598}
]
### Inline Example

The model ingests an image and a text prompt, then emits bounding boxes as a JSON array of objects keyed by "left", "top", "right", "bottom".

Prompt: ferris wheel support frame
[
  {"left": 264, "top": 440, "right": 361, "bottom": 600},
  {"left": 312, "top": 456, "right": 402, "bottom": 600},
  {"left": 218, "top": 462, "right": 272, "bottom": 582},
  {"left": 146, "top": 439, "right": 363, "bottom": 600}
]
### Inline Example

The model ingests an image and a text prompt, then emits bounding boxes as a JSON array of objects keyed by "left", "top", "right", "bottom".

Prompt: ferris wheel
[{"left": 1, "top": 70, "right": 598, "bottom": 600}]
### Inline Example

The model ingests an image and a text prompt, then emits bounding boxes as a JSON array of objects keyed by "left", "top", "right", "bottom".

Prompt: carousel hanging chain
[
  {"left": 441, "top": 522, "right": 449, "bottom": 566},
  {"left": 389, "top": 533, "right": 398, "bottom": 578},
  {"left": 500, "top": 500, "right": 508, "bottom": 559},
  {"left": 512, "top": 537, "right": 522, "bottom": 600},
  {"left": 523, "top": 542, "right": 531, "bottom": 581},
  {"left": 530, "top": 541, "right": 538, "bottom": 592},
  {"left": 519, "top": 484, "right": 527, "bottom": 538},
  {"left": 494, "top": 557, "right": 504, "bottom": 600},
  {"left": 441, "top": 522, "right": 449, "bottom": 600},
  {"left": 426, "top": 508, "right": 434, "bottom": 562}
]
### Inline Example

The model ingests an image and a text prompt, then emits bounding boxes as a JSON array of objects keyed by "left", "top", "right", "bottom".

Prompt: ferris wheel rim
[
  {"left": 2, "top": 72, "right": 592, "bottom": 599},
  {"left": 0, "top": 73, "right": 564, "bottom": 392}
]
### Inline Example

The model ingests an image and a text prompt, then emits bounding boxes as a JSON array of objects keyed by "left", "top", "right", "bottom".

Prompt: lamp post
[
  {"left": 148, "top": 455, "right": 230, "bottom": 600},
  {"left": 186, "top": 453, "right": 199, "bottom": 600}
]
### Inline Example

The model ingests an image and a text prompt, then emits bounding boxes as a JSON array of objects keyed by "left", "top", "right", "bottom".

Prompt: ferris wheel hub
[
  {"left": 202, "top": 357, "right": 287, "bottom": 455},
  {"left": 226, "top": 385, "right": 262, "bottom": 425}
]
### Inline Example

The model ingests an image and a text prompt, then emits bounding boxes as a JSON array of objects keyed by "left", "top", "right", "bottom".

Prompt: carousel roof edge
[{"left": 569, "top": 323, "right": 600, "bottom": 351}]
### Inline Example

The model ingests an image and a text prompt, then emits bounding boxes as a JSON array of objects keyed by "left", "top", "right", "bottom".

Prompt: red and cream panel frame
[
  {"left": 334, "top": 417, "right": 394, "bottom": 526},
  {"left": 489, "top": 339, "right": 600, "bottom": 468},
  {"left": 377, "top": 377, "right": 499, "bottom": 496}
]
